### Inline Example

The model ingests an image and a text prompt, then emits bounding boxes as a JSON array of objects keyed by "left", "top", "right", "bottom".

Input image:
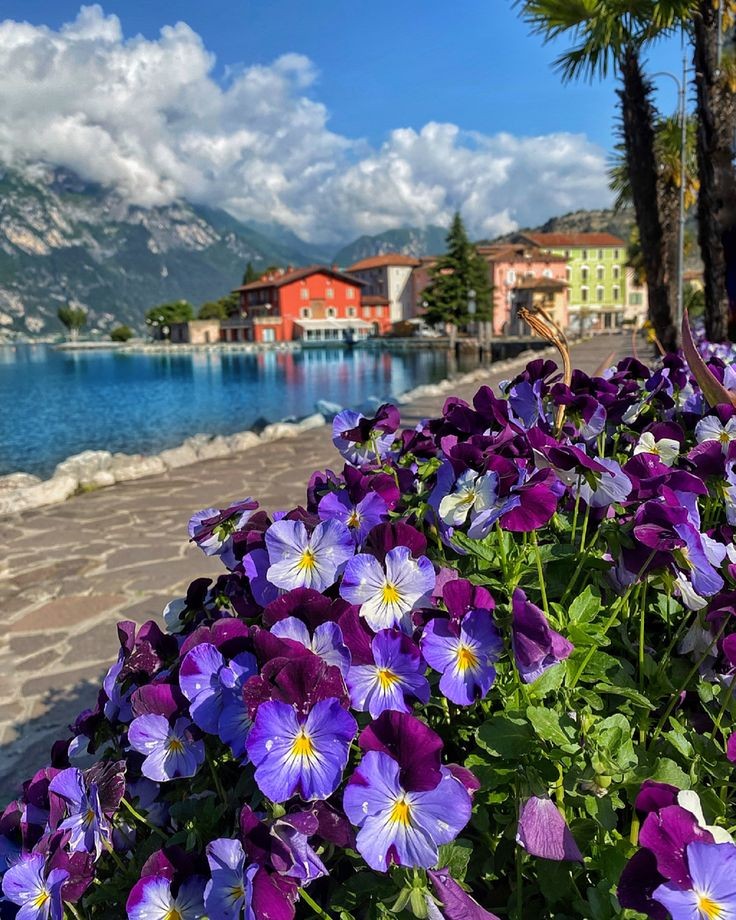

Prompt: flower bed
[{"left": 3, "top": 342, "right": 736, "bottom": 920}]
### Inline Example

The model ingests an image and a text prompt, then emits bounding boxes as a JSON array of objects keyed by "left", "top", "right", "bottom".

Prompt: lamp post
[{"left": 652, "top": 49, "right": 688, "bottom": 336}]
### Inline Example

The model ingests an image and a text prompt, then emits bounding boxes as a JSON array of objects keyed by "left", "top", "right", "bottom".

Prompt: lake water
[{"left": 0, "top": 345, "right": 479, "bottom": 477}]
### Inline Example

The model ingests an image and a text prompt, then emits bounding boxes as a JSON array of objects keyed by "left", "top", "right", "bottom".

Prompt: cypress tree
[{"left": 422, "top": 213, "right": 492, "bottom": 328}]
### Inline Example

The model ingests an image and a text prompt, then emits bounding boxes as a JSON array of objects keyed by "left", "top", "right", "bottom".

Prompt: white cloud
[{"left": 0, "top": 5, "right": 613, "bottom": 243}]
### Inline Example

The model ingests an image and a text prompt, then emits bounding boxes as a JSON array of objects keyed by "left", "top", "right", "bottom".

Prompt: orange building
[{"left": 221, "top": 266, "right": 392, "bottom": 344}]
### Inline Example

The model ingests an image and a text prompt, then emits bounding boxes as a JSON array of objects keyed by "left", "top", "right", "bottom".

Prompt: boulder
[
  {"left": 110, "top": 454, "right": 167, "bottom": 482},
  {"left": 0, "top": 473, "right": 78, "bottom": 517},
  {"left": 85, "top": 470, "right": 117, "bottom": 489},
  {"left": 194, "top": 436, "right": 232, "bottom": 461},
  {"left": 54, "top": 450, "right": 113, "bottom": 484},
  {"left": 297, "top": 413, "right": 326, "bottom": 432},
  {"left": 225, "top": 431, "right": 261, "bottom": 453},
  {"left": 259, "top": 422, "right": 299, "bottom": 442},
  {"left": 0, "top": 472, "right": 42, "bottom": 493},
  {"left": 159, "top": 444, "right": 200, "bottom": 469},
  {"left": 315, "top": 399, "right": 343, "bottom": 419}
]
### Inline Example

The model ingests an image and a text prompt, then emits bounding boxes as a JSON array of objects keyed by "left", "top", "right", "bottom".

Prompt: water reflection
[{"left": 1, "top": 345, "right": 480, "bottom": 477}]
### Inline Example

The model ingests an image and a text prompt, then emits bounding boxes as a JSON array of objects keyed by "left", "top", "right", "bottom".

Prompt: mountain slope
[
  {"left": 0, "top": 166, "right": 316, "bottom": 339},
  {"left": 333, "top": 226, "right": 448, "bottom": 266}
]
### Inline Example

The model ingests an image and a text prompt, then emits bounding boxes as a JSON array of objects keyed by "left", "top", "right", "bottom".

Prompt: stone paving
[{"left": 0, "top": 335, "right": 624, "bottom": 799}]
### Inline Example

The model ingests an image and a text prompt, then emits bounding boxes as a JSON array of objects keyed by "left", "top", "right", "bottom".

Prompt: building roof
[
  {"left": 362, "top": 295, "right": 390, "bottom": 305},
  {"left": 514, "top": 277, "right": 568, "bottom": 291},
  {"left": 518, "top": 232, "right": 626, "bottom": 249},
  {"left": 233, "top": 265, "right": 365, "bottom": 292},
  {"left": 346, "top": 254, "right": 422, "bottom": 271},
  {"left": 478, "top": 243, "right": 567, "bottom": 263}
]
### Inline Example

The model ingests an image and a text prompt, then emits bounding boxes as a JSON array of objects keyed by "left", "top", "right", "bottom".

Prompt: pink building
[{"left": 478, "top": 243, "right": 569, "bottom": 335}]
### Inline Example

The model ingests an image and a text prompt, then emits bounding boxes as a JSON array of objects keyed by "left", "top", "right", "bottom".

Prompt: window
[
  {"left": 346, "top": 287, "right": 355, "bottom": 299},
  {"left": 376, "top": 306, "right": 384, "bottom": 317},
  {"left": 326, "top": 307, "right": 337, "bottom": 317},
  {"left": 613, "top": 265, "right": 620, "bottom": 280},
  {"left": 300, "top": 287, "right": 309, "bottom": 300},
  {"left": 597, "top": 266, "right": 604, "bottom": 281},
  {"left": 581, "top": 287, "right": 589, "bottom": 303},
  {"left": 525, "top": 270, "right": 535, "bottom": 279},
  {"left": 581, "top": 267, "right": 589, "bottom": 283},
  {"left": 613, "top": 285, "right": 621, "bottom": 301},
  {"left": 564, "top": 250, "right": 571, "bottom": 258},
  {"left": 598, "top": 249, "right": 604, "bottom": 260},
  {"left": 347, "top": 306, "right": 356, "bottom": 317},
  {"left": 582, "top": 249, "right": 588, "bottom": 260},
  {"left": 629, "top": 292, "right": 643, "bottom": 306},
  {"left": 566, "top": 267, "right": 571, "bottom": 281},
  {"left": 543, "top": 269, "right": 553, "bottom": 278},
  {"left": 596, "top": 285, "right": 605, "bottom": 302},
  {"left": 614, "top": 249, "right": 620, "bottom": 259},
  {"left": 363, "top": 307, "right": 370, "bottom": 318},
  {"left": 326, "top": 287, "right": 334, "bottom": 299},
  {"left": 300, "top": 307, "right": 311, "bottom": 318},
  {"left": 506, "top": 269, "right": 516, "bottom": 284}
]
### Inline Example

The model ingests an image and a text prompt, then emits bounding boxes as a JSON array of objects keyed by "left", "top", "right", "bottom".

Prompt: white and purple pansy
[
  {"left": 346, "top": 629, "right": 430, "bottom": 718},
  {"left": 127, "top": 714, "right": 205, "bottom": 782},
  {"left": 265, "top": 518, "right": 354, "bottom": 593},
  {"left": 126, "top": 875, "right": 206, "bottom": 920}
]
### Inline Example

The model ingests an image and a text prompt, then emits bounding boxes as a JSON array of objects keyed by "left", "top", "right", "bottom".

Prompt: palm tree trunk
[
  {"left": 618, "top": 45, "right": 677, "bottom": 351},
  {"left": 693, "top": 0, "right": 736, "bottom": 341}
]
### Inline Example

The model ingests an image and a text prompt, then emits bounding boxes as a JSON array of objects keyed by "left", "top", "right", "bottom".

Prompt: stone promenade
[{"left": 0, "top": 336, "right": 624, "bottom": 799}]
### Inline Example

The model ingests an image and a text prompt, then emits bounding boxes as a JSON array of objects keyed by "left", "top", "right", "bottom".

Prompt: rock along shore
[{"left": 0, "top": 349, "right": 556, "bottom": 518}]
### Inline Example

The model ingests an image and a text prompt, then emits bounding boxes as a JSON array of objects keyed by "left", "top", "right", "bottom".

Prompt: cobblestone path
[{"left": 0, "top": 336, "right": 625, "bottom": 798}]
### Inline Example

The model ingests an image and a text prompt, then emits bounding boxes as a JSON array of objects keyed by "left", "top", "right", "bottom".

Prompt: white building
[
  {"left": 345, "top": 254, "right": 421, "bottom": 324},
  {"left": 624, "top": 267, "right": 648, "bottom": 328}
]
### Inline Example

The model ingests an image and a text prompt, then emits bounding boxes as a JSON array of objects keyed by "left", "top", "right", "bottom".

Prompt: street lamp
[{"left": 652, "top": 48, "right": 688, "bottom": 336}]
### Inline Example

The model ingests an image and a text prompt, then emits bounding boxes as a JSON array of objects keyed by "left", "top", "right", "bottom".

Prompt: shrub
[
  {"left": 110, "top": 325, "right": 134, "bottom": 343},
  {"left": 3, "top": 346, "right": 736, "bottom": 919}
]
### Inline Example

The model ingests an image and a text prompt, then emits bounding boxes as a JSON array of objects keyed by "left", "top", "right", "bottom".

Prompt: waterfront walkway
[{"left": 0, "top": 336, "right": 624, "bottom": 798}]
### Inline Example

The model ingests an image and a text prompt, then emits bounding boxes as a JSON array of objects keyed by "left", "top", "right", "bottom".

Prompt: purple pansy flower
[
  {"left": 126, "top": 875, "right": 206, "bottom": 920},
  {"left": 265, "top": 519, "right": 354, "bottom": 592},
  {"left": 428, "top": 869, "right": 501, "bottom": 920},
  {"left": 47, "top": 768, "right": 111, "bottom": 860},
  {"left": 343, "top": 751, "right": 472, "bottom": 871},
  {"left": 188, "top": 498, "right": 259, "bottom": 569},
  {"left": 653, "top": 841, "right": 736, "bottom": 919},
  {"left": 1, "top": 854, "right": 68, "bottom": 920},
  {"left": 516, "top": 796, "right": 582, "bottom": 862},
  {"left": 270, "top": 617, "right": 351, "bottom": 677},
  {"left": 204, "top": 838, "right": 258, "bottom": 920},
  {"left": 346, "top": 629, "right": 430, "bottom": 718},
  {"left": 127, "top": 715, "right": 205, "bottom": 782},
  {"left": 695, "top": 415, "right": 736, "bottom": 453},
  {"left": 577, "top": 457, "right": 632, "bottom": 508},
  {"left": 511, "top": 589, "right": 573, "bottom": 683},
  {"left": 246, "top": 698, "right": 357, "bottom": 802},
  {"left": 421, "top": 610, "right": 503, "bottom": 706},
  {"left": 179, "top": 644, "right": 257, "bottom": 759},
  {"left": 332, "top": 407, "right": 397, "bottom": 466},
  {"left": 318, "top": 489, "right": 389, "bottom": 544},
  {"left": 340, "top": 545, "right": 435, "bottom": 632}
]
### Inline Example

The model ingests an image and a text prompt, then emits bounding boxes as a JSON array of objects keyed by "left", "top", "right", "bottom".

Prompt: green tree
[
  {"left": 144, "top": 301, "right": 194, "bottom": 337},
  {"left": 57, "top": 305, "right": 87, "bottom": 341},
  {"left": 242, "top": 262, "right": 259, "bottom": 284},
  {"left": 421, "top": 213, "right": 492, "bottom": 331},
  {"left": 110, "top": 325, "right": 134, "bottom": 342},
  {"left": 198, "top": 300, "right": 228, "bottom": 321}
]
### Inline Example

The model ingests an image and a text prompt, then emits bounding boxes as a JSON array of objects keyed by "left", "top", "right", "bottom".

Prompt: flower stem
[
  {"left": 300, "top": 887, "right": 335, "bottom": 920},
  {"left": 119, "top": 796, "right": 168, "bottom": 841},
  {"left": 531, "top": 531, "right": 549, "bottom": 616},
  {"left": 66, "top": 903, "right": 85, "bottom": 920},
  {"left": 207, "top": 750, "right": 227, "bottom": 806}
]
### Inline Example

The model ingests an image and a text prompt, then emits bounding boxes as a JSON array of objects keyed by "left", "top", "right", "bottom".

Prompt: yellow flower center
[
  {"left": 460, "top": 489, "right": 477, "bottom": 505},
  {"left": 376, "top": 668, "right": 400, "bottom": 691},
  {"left": 389, "top": 798, "right": 412, "bottom": 827},
  {"left": 381, "top": 582, "right": 401, "bottom": 605},
  {"left": 163, "top": 910, "right": 183, "bottom": 920},
  {"left": 456, "top": 644, "right": 479, "bottom": 672},
  {"left": 720, "top": 431, "right": 731, "bottom": 445},
  {"left": 32, "top": 890, "right": 50, "bottom": 909},
  {"left": 298, "top": 548, "right": 316, "bottom": 571},
  {"left": 347, "top": 509, "right": 361, "bottom": 529},
  {"left": 230, "top": 884, "right": 246, "bottom": 901},
  {"left": 83, "top": 807, "right": 96, "bottom": 827},
  {"left": 290, "top": 728, "right": 314, "bottom": 759},
  {"left": 166, "top": 736, "right": 185, "bottom": 754},
  {"left": 696, "top": 894, "right": 724, "bottom": 920}
]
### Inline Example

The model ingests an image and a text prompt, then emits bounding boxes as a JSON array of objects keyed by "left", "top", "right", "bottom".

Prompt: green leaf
[
  {"left": 527, "top": 662, "right": 565, "bottom": 698},
  {"left": 526, "top": 705, "right": 576, "bottom": 748},
  {"left": 649, "top": 757, "right": 691, "bottom": 789},
  {"left": 477, "top": 714, "right": 533, "bottom": 758},
  {"left": 568, "top": 585, "right": 602, "bottom": 623},
  {"left": 593, "top": 682, "right": 655, "bottom": 710},
  {"left": 436, "top": 841, "right": 473, "bottom": 881}
]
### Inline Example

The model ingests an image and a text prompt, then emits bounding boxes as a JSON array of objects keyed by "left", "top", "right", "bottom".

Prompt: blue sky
[{"left": 0, "top": 2, "right": 689, "bottom": 241}]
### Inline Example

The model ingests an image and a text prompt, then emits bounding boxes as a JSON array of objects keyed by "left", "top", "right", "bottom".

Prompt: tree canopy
[
  {"left": 421, "top": 213, "right": 492, "bottom": 328},
  {"left": 57, "top": 305, "right": 87, "bottom": 339},
  {"left": 144, "top": 301, "right": 194, "bottom": 326}
]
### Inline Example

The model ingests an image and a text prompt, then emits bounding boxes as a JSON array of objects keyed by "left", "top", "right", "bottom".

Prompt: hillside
[
  {"left": 0, "top": 166, "right": 317, "bottom": 339},
  {"left": 333, "top": 226, "right": 448, "bottom": 267}
]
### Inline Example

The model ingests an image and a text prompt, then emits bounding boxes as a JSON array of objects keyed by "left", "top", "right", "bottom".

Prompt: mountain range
[{"left": 0, "top": 164, "right": 640, "bottom": 340}]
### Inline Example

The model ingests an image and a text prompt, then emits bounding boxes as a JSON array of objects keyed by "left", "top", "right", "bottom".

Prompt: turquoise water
[{"left": 0, "top": 345, "right": 475, "bottom": 477}]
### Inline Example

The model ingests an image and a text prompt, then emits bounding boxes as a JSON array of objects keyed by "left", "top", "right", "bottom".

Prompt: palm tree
[{"left": 516, "top": 1, "right": 693, "bottom": 350}]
